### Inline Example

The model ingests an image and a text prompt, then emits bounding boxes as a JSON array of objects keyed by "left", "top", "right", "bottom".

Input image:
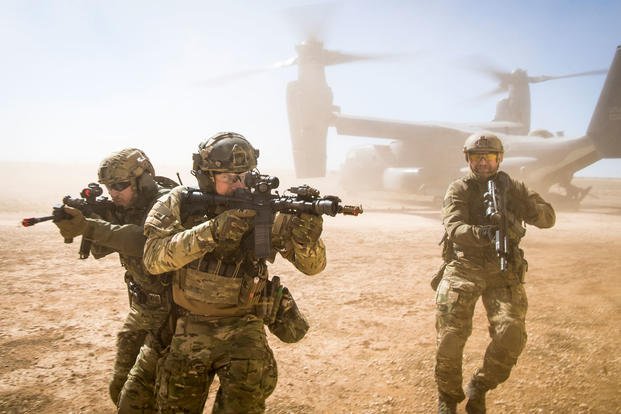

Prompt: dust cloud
[{"left": 1, "top": 162, "right": 620, "bottom": 413}]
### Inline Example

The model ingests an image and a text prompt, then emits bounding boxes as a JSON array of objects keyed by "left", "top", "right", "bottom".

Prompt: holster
[
  {"left": 125, "top": 273, "right": 167, "bottom": 308},
  {"left": 511, "top": 247, "right": 528, "bottom": 283},
  {"left": 432, "top": 233, "right": 456, "bottom": 291},
  {"left": 431, "top": 262, "right": 447, "bottom": 291}
]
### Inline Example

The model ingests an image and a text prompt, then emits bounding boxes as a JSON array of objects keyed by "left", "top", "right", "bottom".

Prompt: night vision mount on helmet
[
  {"left": 193, "top": 132, "right": 259, "bottom": 173},
  {"left": 192, "top": 132, "right": 260, "bottom": 192}
]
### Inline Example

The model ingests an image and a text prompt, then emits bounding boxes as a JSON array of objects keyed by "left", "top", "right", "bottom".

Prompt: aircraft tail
[{"left": 587, "top": 45, "right": 621, "bottom": 158}]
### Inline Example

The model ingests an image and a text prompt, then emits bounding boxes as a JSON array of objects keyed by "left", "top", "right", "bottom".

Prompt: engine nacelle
[
  {"left": 287, "top": 79, "right": 334, "bottom": 178},
  {"left": 340, "top": 145, "right": 392, "bottom": 191},
  {"left": 382, "top": 167, "right": 424, "bottom": 192}
]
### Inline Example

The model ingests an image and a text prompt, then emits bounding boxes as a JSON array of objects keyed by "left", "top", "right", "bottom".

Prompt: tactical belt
[
  {"left": 176, "top": 307, "right": 253, "bottom": 322},
  {"left": 125, "top": 277, "right": 165, "bottom": 307}
]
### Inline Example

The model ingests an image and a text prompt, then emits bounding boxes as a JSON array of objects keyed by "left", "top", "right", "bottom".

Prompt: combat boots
[
  {"left": 465, "top": 379, "right": 487, "bottom": 414},
  {"left": 437, "top": 397, "right": 457, "bottom": 414}
]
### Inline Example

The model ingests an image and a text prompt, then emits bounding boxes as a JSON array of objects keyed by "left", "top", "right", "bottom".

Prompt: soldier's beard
[{"left": 470, "top": 164, "right": 499, "bottom": 180}]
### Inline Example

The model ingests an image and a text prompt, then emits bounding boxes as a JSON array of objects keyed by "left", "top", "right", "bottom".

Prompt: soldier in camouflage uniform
[
  {"left": 142, "top": 132, "right": 326, "bottom": 413},
  {"left": 54, "top": 148, "right": 173, "bottom": 411},
  {"left": 434, "top": 134, "right": 555, "bottom": 414}
]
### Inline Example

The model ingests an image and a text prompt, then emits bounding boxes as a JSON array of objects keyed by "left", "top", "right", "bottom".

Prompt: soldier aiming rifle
[
  {"left": 142, "top": 131, "right": 362, "bottom": 413},
  {"left": 22, "top": 182, "right": 114, "bottom": 259}
]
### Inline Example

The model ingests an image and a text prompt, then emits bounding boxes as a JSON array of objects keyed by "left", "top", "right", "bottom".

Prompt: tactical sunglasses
[
  {"left": 216, "top": 172, "right": 248, "bottom": 185},
  {"left": 468, "top": 153, "right": 498, "bottom": 163},
  {"left": 109, "top": 181, "right": 132, "bottom": 191}
]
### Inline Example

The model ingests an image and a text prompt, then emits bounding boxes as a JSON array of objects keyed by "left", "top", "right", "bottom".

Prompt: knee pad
[{"left": 494, "top": 320, "right": 527, "bottom": 358}]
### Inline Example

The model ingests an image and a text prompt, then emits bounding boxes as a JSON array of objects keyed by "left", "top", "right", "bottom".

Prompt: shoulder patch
[{"left": 144, "top": 201, "right": 174, "bottom": 233}]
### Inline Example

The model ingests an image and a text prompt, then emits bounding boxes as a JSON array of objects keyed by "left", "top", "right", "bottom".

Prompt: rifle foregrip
[
  {"left": 79, "top": 238, "right": 92, "bottom": 259},
  {"left": 254, "top": 222, "right": 272, "bottom": 259}
]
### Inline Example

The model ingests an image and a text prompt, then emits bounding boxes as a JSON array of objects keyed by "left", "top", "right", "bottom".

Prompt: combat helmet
[
  {"left": 463, "top": 133, "right": 504, "bottom": 155},
  {"left": 192, "top": 132, "right": 259, "bottom": 191},
  {"left": 98, "top": 148, "right": 155, "bottom": 192}
]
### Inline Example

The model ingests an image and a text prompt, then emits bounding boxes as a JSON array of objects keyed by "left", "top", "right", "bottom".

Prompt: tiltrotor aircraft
[
  {"left": 282, "top": 40, "right": 620, "bottom": 204},
  {"left": 204, "top": 35, "right": 620, "bottom": 204}
]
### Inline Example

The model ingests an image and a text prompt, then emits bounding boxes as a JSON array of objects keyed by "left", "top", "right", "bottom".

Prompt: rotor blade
[
  {"left": 195, "top": 57, "right": 297, "bottom": 87},
  {"left": 282, "top": 2, "right": 341, "bottom": 43},
  {"left": 528, "top": 69, "right": 608, "bottom": 83},
  {"left": 321, "top": 49, "right": 406, "bottom": 66},
  {"left": 461, "top": 85, "right": 507, "bottom": 105},
  {"left": 475, "top": 85, "right": 507, "bottom": 100},
  {"left": 455, "top": 54, "right": 509, "bottom": 82}
]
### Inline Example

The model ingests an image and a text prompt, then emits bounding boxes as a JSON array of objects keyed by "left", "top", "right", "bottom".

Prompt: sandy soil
[{"left": 1, "top": 174, "right": 620, "bottom": 414}]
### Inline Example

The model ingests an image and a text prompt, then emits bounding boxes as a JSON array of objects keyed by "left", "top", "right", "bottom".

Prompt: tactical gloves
[
  {"left": 475, "top": 225, "right": 496, "bottom": 242},
  {"left": 54, "top": 206, "right": 88, "bottom": 240},
  {"left": 211, "top": 209, "right": 256, "bottom": 243},
  {"left": 517, "top": 197, "right": 539, "bottom": 221},
  {"left": 291, "top": 213, "right": 323, "bottom": 245}
]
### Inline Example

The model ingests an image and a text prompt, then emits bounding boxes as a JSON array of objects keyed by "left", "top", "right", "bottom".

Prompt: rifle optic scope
[
  {"left": 244, "top": 172, "right": 279, "bottom": 193},
  {"left": 80, "top": 182, "right": 104, "bottom": 200}
]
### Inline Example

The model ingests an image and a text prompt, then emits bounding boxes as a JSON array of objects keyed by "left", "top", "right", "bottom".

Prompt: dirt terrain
[{"left": 1, "top": 169, "right": 620, "bottom": 413}]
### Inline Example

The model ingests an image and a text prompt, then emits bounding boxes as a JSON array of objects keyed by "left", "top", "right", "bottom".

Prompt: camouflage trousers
[
  {"left": 117, "top": 334, "right": 166, "bottom": 413},
  {"left": 434, "top": 259, "right": 528, "bottom": 403},
  {"left": 109, "top": 300, "right": 170, "bottom": 409},
  {"left": 156, "top": 313, "right": 277, "bottom": 414}
]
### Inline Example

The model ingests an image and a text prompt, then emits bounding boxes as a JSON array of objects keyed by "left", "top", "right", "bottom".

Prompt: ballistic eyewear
[
  {"left": 468, "top": 153, "right": 498, "bottom": 163},
  {"left": 216, "top": 172, "right": 248, "bottom": 185},
  {"left": 109, "top": 181, "right": 132, "bottom": 191}
]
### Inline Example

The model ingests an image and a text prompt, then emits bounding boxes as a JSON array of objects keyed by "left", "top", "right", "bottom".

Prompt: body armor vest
[
  {"left": 453, "top": 173, "right": 526, "bottom": 267},
  {"left": 173, "top": 209, "right": 271, "bottom": 317},
  {"left": 107, "top": 186, "right": 171, "bottom": 296}
]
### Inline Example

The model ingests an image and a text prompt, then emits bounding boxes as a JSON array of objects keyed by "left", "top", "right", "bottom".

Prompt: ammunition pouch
[
  {"left": 179, "top": 268, "right": 243, "bottom": 305},
  {"left": 171, "top": 255, "right": 271, "bottom": 317},
  {"left": 173, "top": 257, "right": 308, "bottom": 341},
  {"left": 266, "top": 283, "right": 309, "bottom": 343}
]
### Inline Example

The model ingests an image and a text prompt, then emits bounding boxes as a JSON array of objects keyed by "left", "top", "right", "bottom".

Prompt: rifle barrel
[
  {"left": 21, "top": 215, "right": 55, "bottom": 227},
  {"left": 340, "top": 205, "right": 364, "bottom": 216}
]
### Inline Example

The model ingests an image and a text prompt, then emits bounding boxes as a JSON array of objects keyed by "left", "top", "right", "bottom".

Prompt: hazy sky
[{"left": 1, "top": 0, "right": 620, "bottom": 177}]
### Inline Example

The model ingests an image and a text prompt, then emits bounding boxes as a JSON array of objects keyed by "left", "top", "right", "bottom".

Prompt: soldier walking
[{"left": 433, "top": 133, "right": 555, "bottom": 413}]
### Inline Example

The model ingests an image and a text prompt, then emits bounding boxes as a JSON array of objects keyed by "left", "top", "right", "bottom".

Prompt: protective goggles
[
  {"left": 108, "top": 181, "right": 132, "bottom": 191},
  {"left": 468, "top": 153, "right": 498, "bottom": 163},
  {"left": 215, "top": 172, "right": 248, "bottom": 185}
]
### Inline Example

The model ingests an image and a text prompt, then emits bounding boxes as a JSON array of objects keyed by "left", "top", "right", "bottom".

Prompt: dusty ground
[{"left": 1, "top": 171, "right": 620, "bottom": 413}]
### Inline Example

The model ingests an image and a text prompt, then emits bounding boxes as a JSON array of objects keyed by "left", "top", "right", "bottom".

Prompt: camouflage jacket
[
  {"left": 84, "top": 185, "right": 171, "bottom": 295},
  {"left": 442, "top": 171, "right": 555, "bottom": 265},
  {"left": 142, "top": 186, "right": 326, "bottom": 316}
]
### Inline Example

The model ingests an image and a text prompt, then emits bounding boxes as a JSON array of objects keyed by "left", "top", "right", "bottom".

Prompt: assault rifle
[
  {"left": 484, "top": 178, "right": 509, "bottom": 271},
  {"left": 181, "top": 171, "right": 363, "bottom": 259},
  {"left": 22, "top": 182, "right": 115, "bottom": 259}
]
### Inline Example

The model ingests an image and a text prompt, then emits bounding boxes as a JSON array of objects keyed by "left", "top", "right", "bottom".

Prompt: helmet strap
[{"left": 192, "top": 169, "right": 216, "bottom": 192}]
